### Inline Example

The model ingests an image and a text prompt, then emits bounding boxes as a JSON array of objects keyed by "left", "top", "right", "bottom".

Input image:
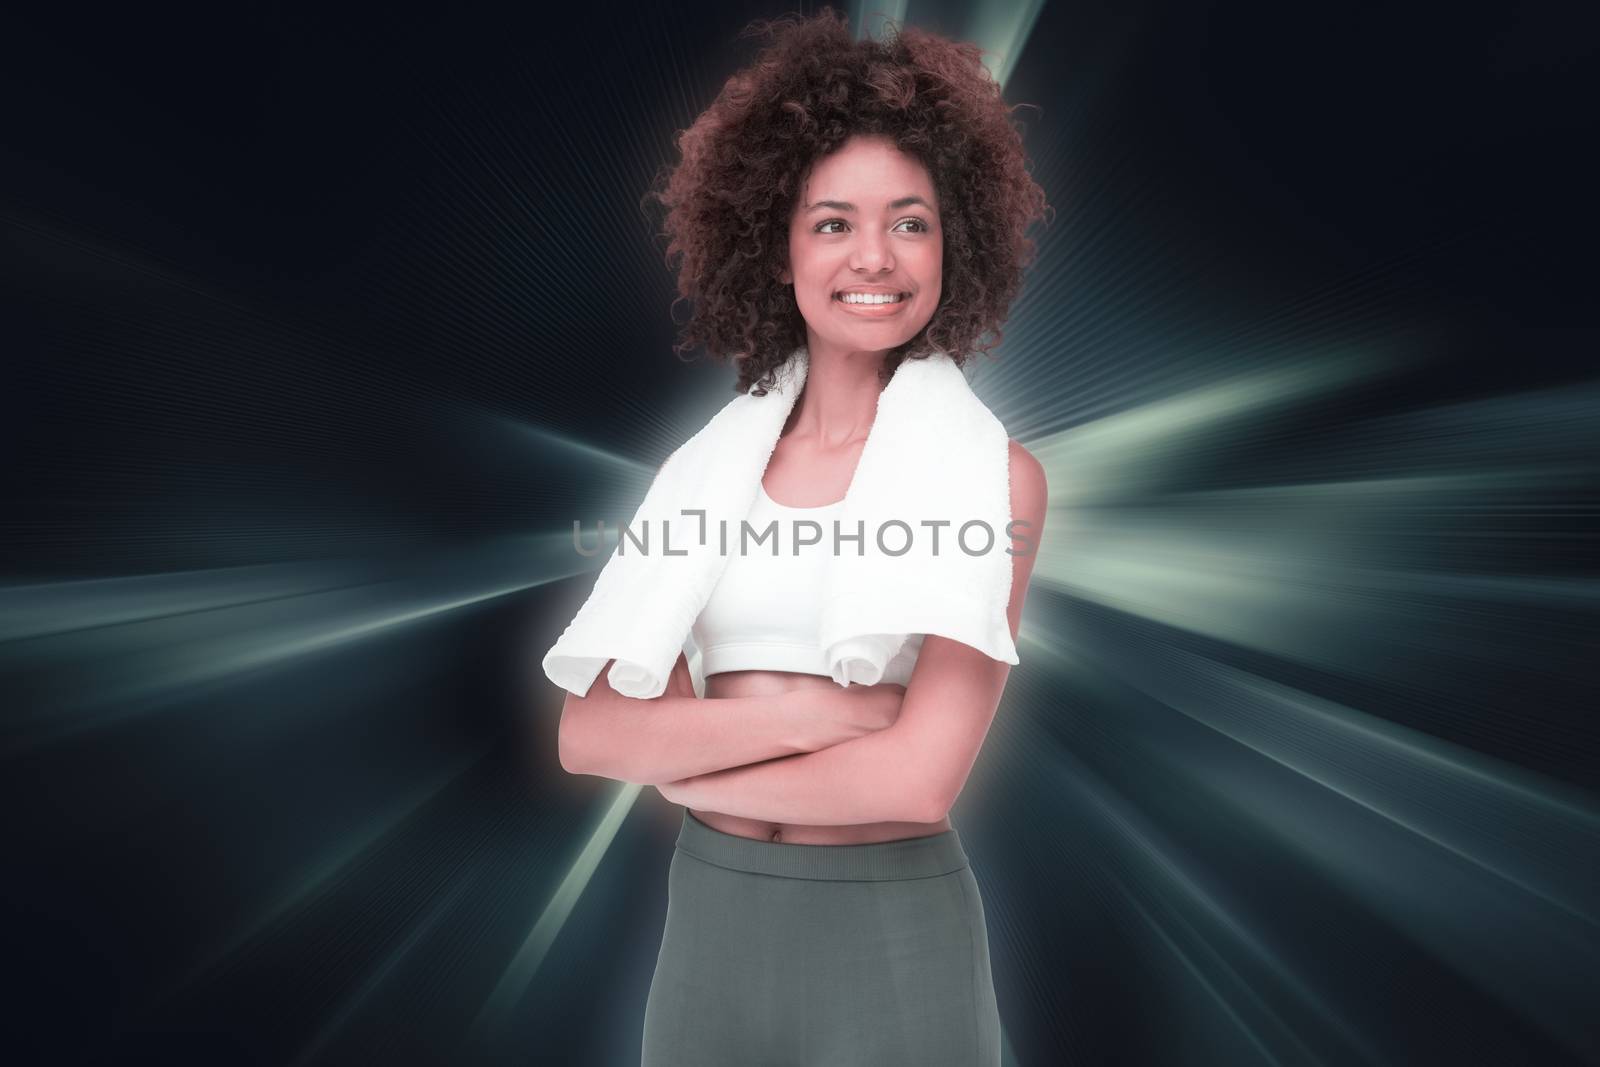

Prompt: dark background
[{"left": 3, "top": 2, "right": 1597, "bottom": 1065}]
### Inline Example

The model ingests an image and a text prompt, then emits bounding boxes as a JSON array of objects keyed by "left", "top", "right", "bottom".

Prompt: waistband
[{"left": 675, "top": 810, "right": 969, "bottom": 881}]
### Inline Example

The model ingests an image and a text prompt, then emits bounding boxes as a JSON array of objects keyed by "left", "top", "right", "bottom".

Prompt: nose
[{"left": 850, "top": 229, "right": 894, "bottom": 273}]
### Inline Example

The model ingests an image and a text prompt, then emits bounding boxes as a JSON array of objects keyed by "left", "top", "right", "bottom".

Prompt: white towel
[{"left": 541, "top": 345, "right": 1020, "bottom": 699}]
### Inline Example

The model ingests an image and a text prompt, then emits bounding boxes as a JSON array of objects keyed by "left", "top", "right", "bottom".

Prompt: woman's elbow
[
  {"left": 897, "top": 773, "right": 952, "bottom": 824},
  {"left": 914, "top": 788, "right": 954, "bottom": 825},
  {"left": 557, "top": 693, "right": 593, "bottom": 775},
  {"left": 558, "top": 690, "right": 642, "bottom": 782}
]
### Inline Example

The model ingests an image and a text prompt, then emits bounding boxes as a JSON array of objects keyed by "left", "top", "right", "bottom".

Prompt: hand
[
  {"left": 657, "top": 777, "right": 692, "bottom": 806},
  {"left": 840, "top": 681, "right": 907, "bottom": 738},
  {"left": 654, "top": 656, "right": 699, "bottom": 805},
  {"left": 663, "top": 652, "right": 697, "bottom": 700}
]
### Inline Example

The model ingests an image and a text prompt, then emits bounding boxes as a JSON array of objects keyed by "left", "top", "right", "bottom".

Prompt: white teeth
[{"left": 837, "top": 292, "right": 903, "bottom": 304}]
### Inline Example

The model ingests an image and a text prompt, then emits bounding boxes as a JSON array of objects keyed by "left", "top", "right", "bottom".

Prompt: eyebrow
[{"left": 805, "top": 196, "right": 935, "bottom": 213}]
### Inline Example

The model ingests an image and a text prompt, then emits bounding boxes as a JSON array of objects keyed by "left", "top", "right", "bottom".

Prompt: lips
[{"left": 832, "top": 291, "right": 910, "bottom": 316}]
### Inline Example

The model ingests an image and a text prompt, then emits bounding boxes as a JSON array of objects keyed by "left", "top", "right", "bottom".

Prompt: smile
[{"left": 833, "top": 291, "right": 910, "bottom": 315}]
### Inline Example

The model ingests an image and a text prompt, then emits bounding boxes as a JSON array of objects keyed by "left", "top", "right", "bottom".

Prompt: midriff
[{"left": 691, "top": 668, "right": 952, "bottom": 845}]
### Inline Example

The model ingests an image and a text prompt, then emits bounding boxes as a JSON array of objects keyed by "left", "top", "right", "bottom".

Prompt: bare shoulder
[
  {"left": 1001, "top": 439, "right": 1048, "bottom": 636},
  {"left": 1007, "top": 439, "right": 1048, "bottom": 524}
]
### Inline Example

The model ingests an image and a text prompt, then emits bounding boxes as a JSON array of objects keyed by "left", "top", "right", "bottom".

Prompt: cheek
[{"left": 914, "top": 241, "right": 942, "bottom": 287}]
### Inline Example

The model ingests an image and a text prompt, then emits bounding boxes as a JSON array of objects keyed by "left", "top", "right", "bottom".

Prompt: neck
[{"left": 788, "top": 339, "right": 887, "bottom": 445}]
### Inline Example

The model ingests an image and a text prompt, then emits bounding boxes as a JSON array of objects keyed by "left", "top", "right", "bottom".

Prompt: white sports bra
[{"left": 689, "top": 481, "right": 924, "bottom": 684}]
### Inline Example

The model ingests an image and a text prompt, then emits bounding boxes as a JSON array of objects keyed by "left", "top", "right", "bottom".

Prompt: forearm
[
  {"left": 561, "top": 686, "right": 851, "bottom": 786},
  {"left": 660, "top": 720, "right": 937, "bottom": 826}
]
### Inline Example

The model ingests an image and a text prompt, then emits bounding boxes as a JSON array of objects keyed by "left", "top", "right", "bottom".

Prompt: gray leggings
[{"left": 641, "top": 810, "right": 1001, "bottom": 1066}]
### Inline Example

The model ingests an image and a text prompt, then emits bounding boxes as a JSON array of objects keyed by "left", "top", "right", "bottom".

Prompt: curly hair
[{"left": 640, "top": 7, "right": 1053, "bottom": 396}]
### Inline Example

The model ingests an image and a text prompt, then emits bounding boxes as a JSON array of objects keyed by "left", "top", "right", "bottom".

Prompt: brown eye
[{"left": 814, "top": 218, "right": 930, "bottom": 235}]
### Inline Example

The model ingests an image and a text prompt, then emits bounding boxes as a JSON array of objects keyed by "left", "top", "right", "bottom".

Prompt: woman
[{"left": 556, "top": 10, "right": 1050, "bottom": 1065}]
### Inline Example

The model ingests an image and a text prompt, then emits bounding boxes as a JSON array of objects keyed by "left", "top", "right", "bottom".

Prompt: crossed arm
[{"left": 653, "top": 440, "right": 1048, "bottom": 825}]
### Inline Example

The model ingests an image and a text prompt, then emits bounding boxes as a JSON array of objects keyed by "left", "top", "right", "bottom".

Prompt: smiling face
[{"left": 778, "top": 135, "right": 943, "bottom": 361}]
